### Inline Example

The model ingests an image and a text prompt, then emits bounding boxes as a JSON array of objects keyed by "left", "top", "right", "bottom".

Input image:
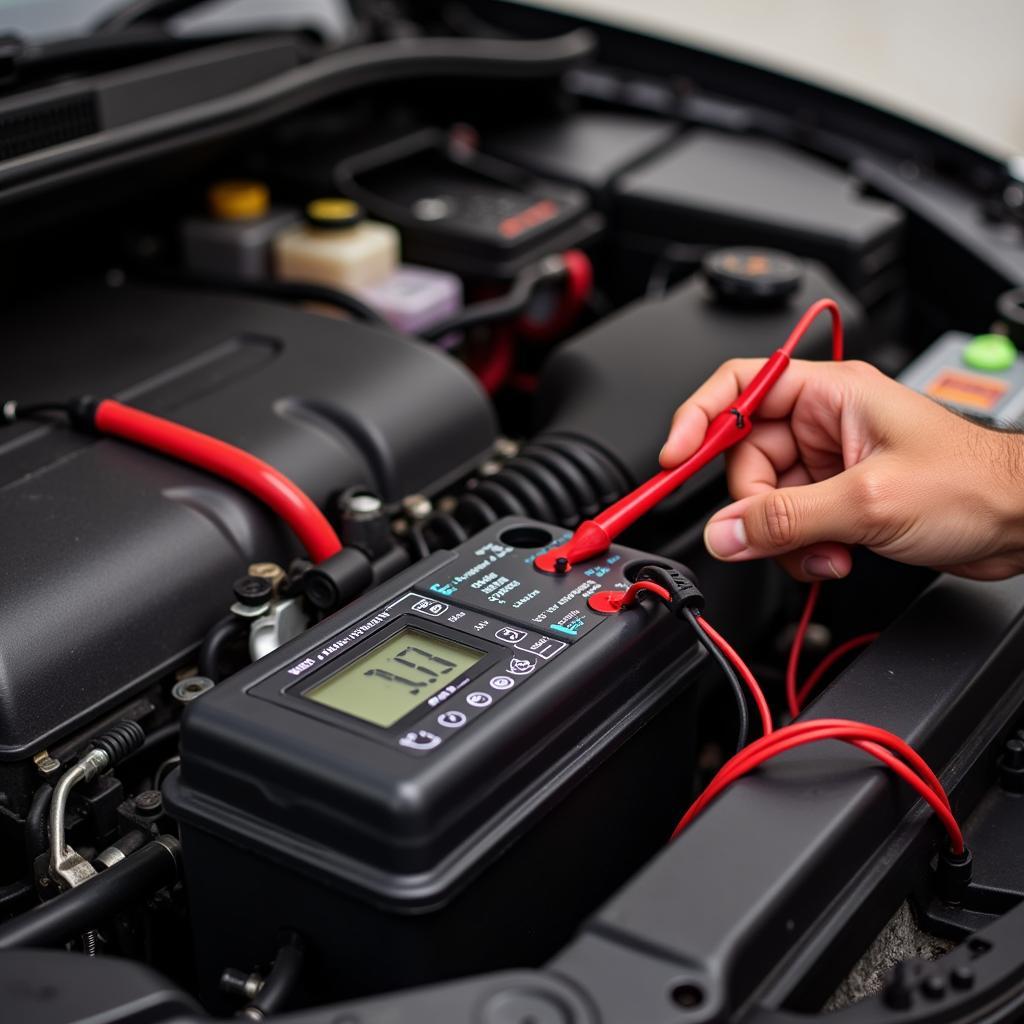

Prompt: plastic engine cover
[{"left": 0, "top": 284, "right": 496, "bottom": 762}]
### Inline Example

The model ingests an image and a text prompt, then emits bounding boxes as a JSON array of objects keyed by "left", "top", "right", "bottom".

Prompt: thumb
[{"left": 704, "top": 474, "right": 864, "bottom": 563}]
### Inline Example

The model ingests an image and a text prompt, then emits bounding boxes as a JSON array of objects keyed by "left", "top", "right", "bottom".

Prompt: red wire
[
  {"left": 619, "top": 580, "right": 672, "bottom": 607},
  {"left": 672, "top": 719, "right": 963, "bottom": 853},
  {"left": 796, "top": 632, "right": 881, "bottom": 710},
  {"left": 473, "top": 326, "right": 516, "bottom": 394},
  {"left": 723, "top": 720, "right": 951, "bottom": 811},
  {"left": 94, "top": 399, "right": 343, "bottom": 564},
  {"left": 780, "top": 297, "right": 844, "bottom": 361},
  {"left": 785, "top": 582, "right": 820, "bottom": 718},
  {"left": 695, "top": 616, "right": 774, "bottom": 738}
]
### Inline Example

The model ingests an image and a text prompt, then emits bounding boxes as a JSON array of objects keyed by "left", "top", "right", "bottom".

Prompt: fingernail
[
  {"left": 802, "top": 555, "right": 841, "bottom": 579},
  {"left": 704, "top": 517, "right": 748, "bottom": 559}
]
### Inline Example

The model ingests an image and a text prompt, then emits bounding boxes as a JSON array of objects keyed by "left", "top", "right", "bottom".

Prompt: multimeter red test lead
[{"left": 534, "top": 298, "right": 843, "bottom": 574}]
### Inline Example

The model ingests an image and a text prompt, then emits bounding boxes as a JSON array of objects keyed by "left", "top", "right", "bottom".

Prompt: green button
[{"left": 963, "top": 333, "right": 1018, "bottom": 372}]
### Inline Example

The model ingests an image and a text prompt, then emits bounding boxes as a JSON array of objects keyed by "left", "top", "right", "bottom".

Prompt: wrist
[{"left": 976, "top": 426, "right": 1024, "bottom": 551}]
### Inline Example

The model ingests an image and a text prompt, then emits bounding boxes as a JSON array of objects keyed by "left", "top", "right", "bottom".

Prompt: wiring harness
[{"left": 599, "top": 567, "right": 966, "bottom": 868}]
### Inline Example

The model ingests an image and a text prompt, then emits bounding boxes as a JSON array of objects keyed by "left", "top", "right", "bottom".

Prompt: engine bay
[{"left": 3, "top": 4, "right": 1024, "bottom": 1023}]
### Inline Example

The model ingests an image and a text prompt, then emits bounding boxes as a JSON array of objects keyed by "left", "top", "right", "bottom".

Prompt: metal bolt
[
  {"left": 220, "top": 968, "right": 264, "bottom": 1000},
  {"left": 477, "top": 459, "right": 503, "bottom": 478},
  {"left": 402, "top": 494, "right": 432, "bottom": 521},
  {"left": 493, "top": 437, "right": 519, "bottom": 460},
  {"left": 247, "top": 562, "right": 287, "bottom": 594},
  {"left": 171, "top": 677, "right": 215, "bottom": 703},
  {"left": 346, "top": 492, "right": 383, "bottom": 517},
  {"left": 134, "top": 790, "right": 163, "bottom": 818}
]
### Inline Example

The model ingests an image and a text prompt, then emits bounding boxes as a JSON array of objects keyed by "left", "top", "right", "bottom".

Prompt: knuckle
[
  {"left": 852, "top": 469, "right": 892, "bottom": 529},
  {"left": 842, "top": 360, "right": 885, "bottom": 386},
  {"left": 757, "top": 490, "right": 799, "bottom": 549}
]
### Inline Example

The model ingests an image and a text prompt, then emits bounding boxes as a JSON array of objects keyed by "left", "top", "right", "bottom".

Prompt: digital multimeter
[{"left": 166, "top": 519, "right": 703, "bottom": 1004}]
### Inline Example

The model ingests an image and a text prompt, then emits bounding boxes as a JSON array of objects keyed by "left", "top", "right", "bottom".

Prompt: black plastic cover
[
  {"left": 614, "top": 129, "right": 904, "bottom": 303},
  {"left": 331, "top": 128, "right": 605, "bottom": 279},
  {"left": 482, "top": 110, "right": 679, "bottom": 196},
  {"left": 0, "top": 284, "right": 496, "bottom": 761}
]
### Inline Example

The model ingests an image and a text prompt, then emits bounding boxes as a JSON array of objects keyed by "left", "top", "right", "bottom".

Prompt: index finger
[{"left": 659, "top": 357, "right": 821, "bottom": 468}]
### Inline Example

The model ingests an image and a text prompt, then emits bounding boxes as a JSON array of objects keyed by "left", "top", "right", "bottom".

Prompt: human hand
[{"left": 660, "top": 359, "right": 1024, "bottom": 581}]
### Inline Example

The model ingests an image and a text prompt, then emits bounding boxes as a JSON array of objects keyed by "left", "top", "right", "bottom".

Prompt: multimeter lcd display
[{"left": 303, "top": 628, "right": 483, "bottom": 727}]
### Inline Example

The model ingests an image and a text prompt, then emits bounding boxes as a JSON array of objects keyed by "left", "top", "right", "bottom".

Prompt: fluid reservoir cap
[
  {"left": 208, "top": 180, "right": 270, "bottom": 221},
  {"left": 962, "top": 333, "right": 1017, "bottom": 372},
  {"left": 703, "top": 247, "right": 804, "bottom": 308},
  {"left": 305, "top": 197, "right": 363, "bottom": 230}
]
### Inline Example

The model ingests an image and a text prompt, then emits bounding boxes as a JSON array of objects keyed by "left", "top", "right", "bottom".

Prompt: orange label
[
  {"left": 927, "top": 370, "right": 1007, "bottom": 411},
  {"left": 499, "top": 199, "right": 558, "bottom": 239}
]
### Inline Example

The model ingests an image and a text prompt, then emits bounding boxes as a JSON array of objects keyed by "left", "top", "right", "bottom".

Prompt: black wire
[
  {"left": 682, "top": 607, "right": 750, "bottom": 754},
  {"left": 0, "top": 878, "right": 34, "bottom": 917},
  {"left": 198, "top": 615, "right": 246, "bottom": 682},
  {"left": 24, "top": 785, "right": 52, "bottom": 866},
  {"left": 246, "top": 932, "right": 305, "bottom": 1016},
  {"left": 419, "top": 259, "right": 565, "bottom": 341},
  {"left": 645, "top": 243, "right": 708, "bottom": 298},
  {"left": 141, "top": 271, "right": 391, "bottom": 328},
  {"left": 406, "top": 521, "right": 432, "bottom": 562},
  {"left": 2, "top": 401, "right": 71, "bottom": 424}
]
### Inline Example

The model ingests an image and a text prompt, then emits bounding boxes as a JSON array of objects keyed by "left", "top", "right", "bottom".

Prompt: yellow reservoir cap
[
  {"left": 305, "top": 197, "right": 363, "bottom": 229},
  {"left": 208, "top": 180, "right": 270, "bottom": 221}
]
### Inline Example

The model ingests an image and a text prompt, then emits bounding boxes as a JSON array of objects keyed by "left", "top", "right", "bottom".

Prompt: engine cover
[{"left": 0, "top": 284, "right": 496, "bottom": 768}]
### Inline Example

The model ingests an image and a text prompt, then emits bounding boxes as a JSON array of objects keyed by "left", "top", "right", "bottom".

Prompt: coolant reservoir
[
  {"left": 182, "top": 180, "right": 299, "bottom": 281},
  {"left": 273, "top": 198, "right": 399, "bottom": 291}
]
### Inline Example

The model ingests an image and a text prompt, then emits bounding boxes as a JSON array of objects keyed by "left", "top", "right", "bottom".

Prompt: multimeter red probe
[
  {"left": 535, "top": 297, "right": 844, "bottom": 574},
  {"left": 2, "top": 396, "right": 343, "bottom": 564}
]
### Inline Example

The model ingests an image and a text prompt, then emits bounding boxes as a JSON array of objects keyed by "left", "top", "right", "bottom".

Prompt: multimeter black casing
[{"left": 165, "top": 519, "right": 702, "bottom": 1005}]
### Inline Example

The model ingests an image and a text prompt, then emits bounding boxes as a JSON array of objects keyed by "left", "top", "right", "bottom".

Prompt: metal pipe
[
  {"left": 48, "top": 748, "right": 110, "bottom": 889},
  {"left": 0, "top": 837, "right": 181, "bottom": 950}
]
